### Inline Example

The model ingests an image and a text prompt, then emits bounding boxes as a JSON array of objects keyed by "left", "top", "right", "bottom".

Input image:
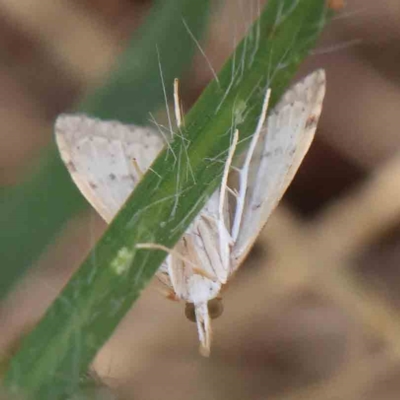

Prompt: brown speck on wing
[
  {"left": 305, "top": 114, "right": 318, "bottom": 130},
  {"left": 66, "top": 161, "right": 77, "bottom": 172}
]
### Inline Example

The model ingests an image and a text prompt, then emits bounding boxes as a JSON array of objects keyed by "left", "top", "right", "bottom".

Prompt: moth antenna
[
  {"left": 195, "top": 302, "right": 212, "bottom": 357},
  {"left": 173, "top": 78, "right": 183, "bottom": 128},
  {"left": 231, "top": 87, "right": 271, "bottom": 242}
]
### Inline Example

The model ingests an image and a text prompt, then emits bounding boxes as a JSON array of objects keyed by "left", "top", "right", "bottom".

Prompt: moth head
[{"left": 185, "top": 298, "right": 224, "bottom": 322}]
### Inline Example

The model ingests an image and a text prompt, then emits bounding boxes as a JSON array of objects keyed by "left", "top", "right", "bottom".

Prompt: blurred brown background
[{"left": 2, "top": 0, "right": 400, "bottom": 399}]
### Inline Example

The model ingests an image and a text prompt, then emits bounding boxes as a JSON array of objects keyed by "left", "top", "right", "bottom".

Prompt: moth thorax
[{"left": 185, "top": 298, "right": 224, "bottom": 322}]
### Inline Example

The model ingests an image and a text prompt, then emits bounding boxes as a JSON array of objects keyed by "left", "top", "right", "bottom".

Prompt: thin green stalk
[
  {"left": 4, "top": 1, "right": 334, "bottom": 398},
  {"left": 0, "top": 0, "right": 211, "bottom": 298}
]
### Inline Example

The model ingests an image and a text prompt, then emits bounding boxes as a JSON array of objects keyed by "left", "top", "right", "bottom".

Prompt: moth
[{"left": 55, "top": 70, "right": 326, "bottom": 355}]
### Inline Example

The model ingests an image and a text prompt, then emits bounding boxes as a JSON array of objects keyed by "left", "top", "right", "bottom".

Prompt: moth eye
[
  {"left": 184, "top": 299, "right": 224, "bottom": 322},
  {"left": 208, "top": 298, "right": 223, "bottom": 319},
  {"left": 185, "top": 303, "right": 197, "bottom": 322}
]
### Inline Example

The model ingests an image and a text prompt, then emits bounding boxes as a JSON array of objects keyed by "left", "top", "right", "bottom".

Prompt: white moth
[{"left": 55, "top": 70, "right": 326, "bottom": 355}]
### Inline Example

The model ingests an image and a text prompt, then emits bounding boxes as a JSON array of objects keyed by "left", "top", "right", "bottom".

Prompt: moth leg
[
  {"left": 156, "top": 243, "right": 191, "bottom": 300},
  {"left": 173, "top": 78, "right": 184, "bottom": 128},
  {"left": 155, "top": 259, "right": 181, "bottom": 300},
  {"left": 218, "top": 129, "right": 239, "bottom": 242},
  {"left": 184, "top": 233, "right": 217, "bottom": 280},
  {"left": 131, "top": 158, "right": 144, "bottom": 179},
  {"left": 155, "top": 285, "right": 180, "bottom": 301},
  {"left": 231, "top": 88, "right": 271, "bottom": 242},
  {"left": 136, "top": 243, "right": 198, "bottom": 269},
  {"left": 191, "top": 268, "right": 215, "bottom": 280},
  {"left": 213, "top": 129, "right": 239, "bottom": 276}
]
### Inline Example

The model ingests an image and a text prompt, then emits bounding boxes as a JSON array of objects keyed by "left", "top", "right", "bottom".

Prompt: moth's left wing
[
  {"left": 232, "top": 70, "right": 326, "bottom": 268},
  {"left": 55, "top": 114, "right": 164, "bottom": 223}
]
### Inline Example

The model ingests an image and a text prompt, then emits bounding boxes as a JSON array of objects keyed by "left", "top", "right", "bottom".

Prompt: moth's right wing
[
  {"left": 55, "top": 114, "right": 164, "bottom": 223},
  {"left": 232, "top": 70, "right": 326, "bottom": 268}
]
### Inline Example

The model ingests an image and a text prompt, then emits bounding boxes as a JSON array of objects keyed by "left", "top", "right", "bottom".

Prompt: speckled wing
[
  {"left": 55, "top": 114, "right": 164, "bottom": 223},
  {"left": 232, "top": 70, "right": 326, "bottom": 268}
]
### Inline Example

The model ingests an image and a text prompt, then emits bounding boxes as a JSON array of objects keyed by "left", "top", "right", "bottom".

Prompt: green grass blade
[
  {"left": 0, "top": 0, "right": 211, "bottom": 299},
  {"left": 4, "top": 1, "right": 333, "bottom": 398},
  {"left": 79, "top": 0, "right": 212, "bottom": 124}
]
